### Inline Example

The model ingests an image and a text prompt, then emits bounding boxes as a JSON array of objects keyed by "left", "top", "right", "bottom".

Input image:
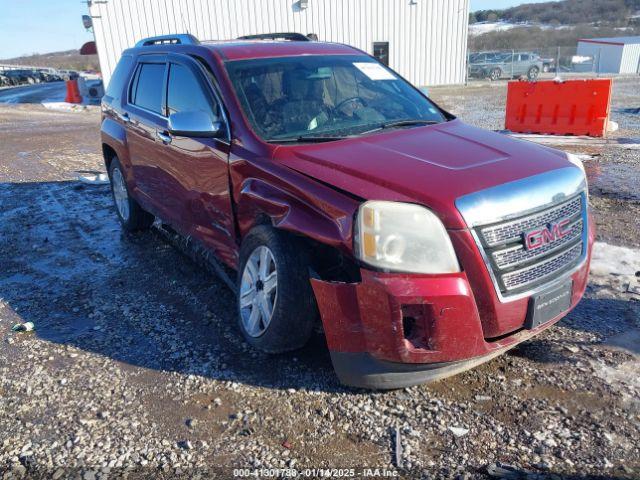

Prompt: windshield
[{"left": 225, "top": 55, "right": 447, "bottom": 142}]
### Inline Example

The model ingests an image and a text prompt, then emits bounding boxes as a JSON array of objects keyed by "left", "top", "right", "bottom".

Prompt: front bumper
[{"left": 311, "top": 229, "right": 593, "bottom": 389}]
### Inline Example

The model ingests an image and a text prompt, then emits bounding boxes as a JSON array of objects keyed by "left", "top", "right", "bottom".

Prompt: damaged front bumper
[{"left": 311, "top": 257, "right": 591, "bottom": 389}]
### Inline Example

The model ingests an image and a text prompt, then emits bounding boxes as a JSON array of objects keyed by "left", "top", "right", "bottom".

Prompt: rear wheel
[
  {"left": 237, "top": 226, "right": 316, "bottom": 353},
  {"left": 528, "top": 66, "right": 540, "bottom": 80},
  {"left": 489, "top": 68, "right": 502, "bottom": 81},
  {"left": 108, "top": 157, "right": 153, "bottom": 231}
]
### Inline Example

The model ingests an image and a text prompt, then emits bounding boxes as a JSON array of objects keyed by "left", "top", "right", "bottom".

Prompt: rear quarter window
[
  {"left": 105, "top": 55, "right": 133, "bottom": 101},
  {"left": 131, "top": 63, "right": 166, "bottom": 114}
]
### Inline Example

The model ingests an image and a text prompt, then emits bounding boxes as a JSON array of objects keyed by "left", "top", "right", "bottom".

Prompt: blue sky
[
  {"left": 0, "top": 0, "right": 550, "bottom": 59},
  {"left": 0, "top": 0, "right": 92, "bottom": 59}
]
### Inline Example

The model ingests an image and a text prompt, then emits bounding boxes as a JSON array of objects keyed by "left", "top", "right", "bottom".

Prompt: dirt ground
[{"left": 0, "top": 78, "right": 639, "bottom": 479}]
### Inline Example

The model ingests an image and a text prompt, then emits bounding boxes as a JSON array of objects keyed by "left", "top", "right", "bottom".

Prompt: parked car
[
  {"left": 102, "top": 34, "right": 594, "bottom": 389},
  {"left": 42, "top": 71, "right": 63, "bottom": 82},
  {"left": 468, "top": 51, "right": 506, "bottom": 80},
  {"left": 0, "top": 74, "right": 12, "bottom": 86},
  {"left": 469, "top": 51, "right": 543, "bottom": 81},
  {"left": 498, "top": 52, "right": 543, "bottom": 80},
  {"left": 540, "top": 57, "right": 556, "bottom": 73},
  {"left": 3, "top": 70, "right": 33, "bottom": 85}
]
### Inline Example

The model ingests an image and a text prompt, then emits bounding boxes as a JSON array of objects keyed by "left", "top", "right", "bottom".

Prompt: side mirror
[{"left": 168, "top": 110, "right": 224, "bottom": 138}]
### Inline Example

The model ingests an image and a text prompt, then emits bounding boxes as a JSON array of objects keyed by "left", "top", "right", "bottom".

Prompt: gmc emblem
[{"left": 524, "top": 219, "right": 572, "bottom": 251}]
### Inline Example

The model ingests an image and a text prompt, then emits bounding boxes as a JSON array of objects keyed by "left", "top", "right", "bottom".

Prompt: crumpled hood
[{"left": 275, "top": 119, "right": 573, "bottom": 229}]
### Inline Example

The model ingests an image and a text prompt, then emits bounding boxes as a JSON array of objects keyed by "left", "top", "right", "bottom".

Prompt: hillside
[
  {"left": 0, "top": 50, "right": 100, "bottom": 72},
  {"left": 470, "top": 0, "right": 640, "bottom": 51},
  {"left": 472, "top": 0, "right": 640, "bottom": 26}
]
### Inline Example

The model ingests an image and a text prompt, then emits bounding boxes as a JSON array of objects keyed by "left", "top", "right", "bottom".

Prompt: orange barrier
[
  {"left": 64, "top": 79, "right": 83, "bottom": 104},
  {"left": 505, "top": 79, "right": 612, "bottom": 137}
]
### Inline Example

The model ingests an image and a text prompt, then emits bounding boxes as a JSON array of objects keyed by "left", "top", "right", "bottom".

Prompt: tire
[
  {"left": 528, "top": 66, "right": 540, "bottom": 80},
  {"left": 489, "top": 68, "right": 502, "bottom": 81},
  {"left": 237, "top": 226, "right": 316, "bottom": 353},
  {"left": 108, "top": 157, "right": 153, "bottom": 231}
]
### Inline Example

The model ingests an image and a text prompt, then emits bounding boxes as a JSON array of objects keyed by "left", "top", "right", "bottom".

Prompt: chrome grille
[
  {"left": 492, "top": 219, "right": 583, "bottom": 270},
  {"left": 473, "top": 194, "right": 586, "bottom": 296},
  {"left": 480, "top": 196, "right": 582, "bottom": 247},
  {"left": 501, "top": 243, "right": 583, "bottom": 291}
]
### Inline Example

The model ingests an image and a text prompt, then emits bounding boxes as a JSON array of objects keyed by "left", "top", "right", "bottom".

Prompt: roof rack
[
  {"left": 135, "top": 34, "right": 200, "bottom": 47},
  {"left": 237, "top": 32, "right": 311, "bottom": 42}
]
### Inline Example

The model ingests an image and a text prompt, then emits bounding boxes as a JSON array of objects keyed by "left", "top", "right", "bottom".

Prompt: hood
[{"left": 275, "top": 119, "right": 574, "bottom": 229}]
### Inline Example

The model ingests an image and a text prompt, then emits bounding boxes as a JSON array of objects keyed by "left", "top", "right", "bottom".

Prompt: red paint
[
  {"left": 312, "top": 248, "right": 592, "bottom": 365},
  {"left": 505, "top": 79, "right": 613, "bottom": 137},
  {"left": 101, "top": 40, "right": 595, "bottom": 381},
  {"left": 524, "top": 218, "right": 572, "bottom": 251},
  {"left": 64, "top": 80, "right": 82, "bottom": 104}
]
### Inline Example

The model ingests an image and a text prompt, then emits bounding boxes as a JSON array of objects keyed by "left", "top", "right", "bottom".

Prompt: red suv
[{"left": 101, "top": 34, "right": 594, "bottom": 389}]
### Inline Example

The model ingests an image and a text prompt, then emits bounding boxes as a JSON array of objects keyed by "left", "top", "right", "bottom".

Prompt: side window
[
  {"left": 167, "top": 63, "right": 220, "bottom": 121},
  {"left": 132, "top": 63, "right": 165, "bottom": 114},
  {"left": 105, "top": 55, "right": 133, "bottom": 101}
]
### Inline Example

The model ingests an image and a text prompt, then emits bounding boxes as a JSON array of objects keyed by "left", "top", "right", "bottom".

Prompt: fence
[{"left": 466, "top": 46, "right": 607, "bottom": 83}]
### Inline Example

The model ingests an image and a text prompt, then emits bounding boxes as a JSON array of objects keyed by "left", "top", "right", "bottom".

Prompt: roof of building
[{"left": 578, "top": 36, "right": 640, "bottom": 46}]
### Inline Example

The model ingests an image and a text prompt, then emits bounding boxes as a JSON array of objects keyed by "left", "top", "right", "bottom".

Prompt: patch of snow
[
  {"left": 469, "top": 21, "right": 572, "bottom": 37},
  {"left": 77, "top": 173, "right": 109, "bottom": 185},
  {"left": 572, "top": 55, "right": 593, "bottom": 64},
  {"left": 448, "top": 426, "right": 469, "bottom": 438},
  {"left": 41, "top": 101, "right": 90, "bottom": 112},
  {"left": 469, "top": 21, "right": 519, "bottom": 37},
  {"left": 590, "top": 242, "right": 640, "bottom": 277}
]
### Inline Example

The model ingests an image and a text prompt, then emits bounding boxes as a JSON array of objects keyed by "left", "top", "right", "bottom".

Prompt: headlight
[
  {"left": 566, "top": 152, "right": 586, "bottom": 176},
  {"left": 354, "top": 201, "right": 460, "bottom": 274}
]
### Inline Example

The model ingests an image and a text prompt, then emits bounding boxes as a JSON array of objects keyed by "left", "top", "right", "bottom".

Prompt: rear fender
[{"left": 101, "top": 117, "right": 131, "bottom": 172}]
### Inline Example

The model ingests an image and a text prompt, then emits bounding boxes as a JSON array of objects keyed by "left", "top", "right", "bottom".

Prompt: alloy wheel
[
  {"left": 239, "top": 245, "right": 278, "bottom": 337},
  {"left": 111, "top": 167, "right": 130, "bottom": 222}
]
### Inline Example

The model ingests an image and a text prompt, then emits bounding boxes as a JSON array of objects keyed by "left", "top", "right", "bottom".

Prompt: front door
[{"left": 159, "top": 54, "right": 236, "bottom": 266}]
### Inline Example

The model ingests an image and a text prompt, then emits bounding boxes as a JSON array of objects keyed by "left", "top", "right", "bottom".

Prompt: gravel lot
[{"left": 1, "top": 78, "right": 639, "bottom": 479}]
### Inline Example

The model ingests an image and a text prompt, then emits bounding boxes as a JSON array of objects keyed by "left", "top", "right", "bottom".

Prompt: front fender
[{"left": 236, "top": 177, "right": 354, "bottom": 252}]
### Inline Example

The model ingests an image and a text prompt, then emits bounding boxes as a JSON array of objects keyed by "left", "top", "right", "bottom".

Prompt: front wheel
[
  {"left": 489, "top": 68, "right": 502, "bottom": 81},
  {"left": 237, "top": 226, "right": 316, "bottom": 353},
  {"left": 528, "top": 66, "right": 540, "bottom": 80},
  {"left": 108, "top": 157, "right": 153, "bottom": 231}
]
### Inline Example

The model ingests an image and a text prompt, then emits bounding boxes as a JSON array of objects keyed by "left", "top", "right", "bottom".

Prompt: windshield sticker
[{"left": 353, "top": 62, "right": 396, "bottom": 81}]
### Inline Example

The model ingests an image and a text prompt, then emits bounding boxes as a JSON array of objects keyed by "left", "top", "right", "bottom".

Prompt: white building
[
  {"left": 87, "top": 0, "right": 470, "bottom": 87},
  {"left": 577, "top": 36, "right": 640, "bottom": 74}
]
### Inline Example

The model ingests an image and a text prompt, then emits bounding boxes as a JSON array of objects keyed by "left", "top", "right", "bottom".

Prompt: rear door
[
  {"left": 515, "top": 54, "right": 529, "bottom": 75},
  {"left": 125, "top": 56, "right": 174, "bottom": 219},
  {"left": 160, "top": 54, "right": 236, "bottom": 265}
]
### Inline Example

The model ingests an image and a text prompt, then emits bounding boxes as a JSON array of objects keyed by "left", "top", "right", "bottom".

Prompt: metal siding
[
  {"left": 90, "top": 0, "right": 468, "bottom": 87},
  {"left": 577, "top": 41, "right": 626, "bottom": 73},
  {"left": 620, "top": 43, "right": 640, "bottom": 74}
]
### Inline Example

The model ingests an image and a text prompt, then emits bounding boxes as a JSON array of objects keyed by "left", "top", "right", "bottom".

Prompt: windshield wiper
[
  {"left": 359, "top": 119, "right": 439, "bottom": 136},
  {"left": 268, "top": 135, "right": 349, "bottom": 144}
]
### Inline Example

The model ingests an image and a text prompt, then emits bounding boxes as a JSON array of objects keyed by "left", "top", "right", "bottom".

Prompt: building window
[{"left": 373, "top": 42, "right": 390, "bottom": 66}]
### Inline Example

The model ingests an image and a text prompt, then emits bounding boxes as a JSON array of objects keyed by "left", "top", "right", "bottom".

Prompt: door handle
[
  {"left": 117, "top": 111, "right": 131, "bottom": 124},
  {"left": 156, "top": 130, "right": 172, "bottom": 144}
]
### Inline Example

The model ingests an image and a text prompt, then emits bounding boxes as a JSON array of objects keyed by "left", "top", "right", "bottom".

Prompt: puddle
[
  {"left": 616, "top": 107, "right": 640, "bottom": 115},
  {"left": 585, "top": 162, "right": 640, "bottom": 201},
  {"left": 37, "top": 311, "right": 97, "bottom": 343}
]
